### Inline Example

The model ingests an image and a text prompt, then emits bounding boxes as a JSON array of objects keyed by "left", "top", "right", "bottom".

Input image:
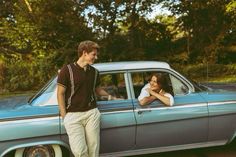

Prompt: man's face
[{"left": 84, "top": 49, "right": 98, "bottom": 65}]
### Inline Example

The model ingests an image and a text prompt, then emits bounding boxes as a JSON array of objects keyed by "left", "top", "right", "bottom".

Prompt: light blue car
[{"left": 1, "top": 61, "right": 236, "bottom": 157}]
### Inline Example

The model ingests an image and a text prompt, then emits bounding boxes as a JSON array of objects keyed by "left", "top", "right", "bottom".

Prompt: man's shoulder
[
  {"left": 60, "top": 63, "right": 73, "bottom": 69},
  {"left": 58, "top": 63, "right": 74, "bottom": 75},
  {"left": 89, "top": 65, "right": 99, "bottom": 72}
]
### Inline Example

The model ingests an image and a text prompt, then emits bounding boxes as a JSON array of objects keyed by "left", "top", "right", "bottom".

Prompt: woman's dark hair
[{"left": 152, "top": 73, "right": 174, "bottom": 96}]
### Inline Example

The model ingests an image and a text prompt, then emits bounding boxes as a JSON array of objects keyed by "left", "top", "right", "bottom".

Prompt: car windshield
[
  {"left": 29, "top": 76, "right": 57, "bottom": 105},
  {"left": 187, "top": 77, "right": 212, "bottom": 92}
]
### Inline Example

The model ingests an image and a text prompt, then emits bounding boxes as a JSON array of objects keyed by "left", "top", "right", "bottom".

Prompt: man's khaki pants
[{"left": 64, "top": 108, "right": 101, "bottom": 157}]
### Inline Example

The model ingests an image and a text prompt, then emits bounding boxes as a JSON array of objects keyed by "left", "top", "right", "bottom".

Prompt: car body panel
[
  {"left": 99, "top": 100, "right": 136, "bottom": 153},
  {"left": 1, "top": 61, "right": 236, "bottom": 157},
  {"left": 200, "top": 92, "right": 236, "bottom": 142},
  {"left": 133, "top": 92, "right": 209, "bottom": 149},
  {"left": 0, "top": 105, "right": 59, "bottom": 142}
]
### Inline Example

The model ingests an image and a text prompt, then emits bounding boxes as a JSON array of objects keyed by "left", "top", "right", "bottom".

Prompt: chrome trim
[
  {"left": 127, "top": 68, "right": 194, "bottom": 99},
  {"left": 171, "top": 103, "right": 207, "bottom": 109},
  {"left": 101, "top": 109, "right": 134, "bottom": 115},
  {"left": 170, "top": 69, "right": 195, "bottom": 92},
  {"left": 228, "top": 131, "right": 236, "bottom": 144},
  {"left": 101, "top": 103, "right": 207, "bottom": 115},
  {"left": 100, "top": 140, "right": 227, "bottom": 157},
  {"left": 208, "top": 101, "right": 236, "bottom": 106},
  {"left": 135, "top": 103, "right": 207, "bottom": 112},
  {"left": 0, "top": 116, "right": 58, "bottom": 125},
  {"left": 124, "top": 72, "right": 132, "bottom": 99}
]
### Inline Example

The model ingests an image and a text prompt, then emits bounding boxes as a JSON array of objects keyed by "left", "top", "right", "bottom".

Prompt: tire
[{"left": 14, "top": 144, "right": 62, "bottom": 157}]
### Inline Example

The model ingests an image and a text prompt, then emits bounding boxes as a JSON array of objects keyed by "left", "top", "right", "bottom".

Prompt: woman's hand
[{"left": 146, "top": 88, "right": 156, "bottom": 96}]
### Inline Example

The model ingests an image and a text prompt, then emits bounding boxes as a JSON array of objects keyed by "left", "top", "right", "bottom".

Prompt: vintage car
[{"left": 0, "top": 61, "right": 236, "bottom": 157}]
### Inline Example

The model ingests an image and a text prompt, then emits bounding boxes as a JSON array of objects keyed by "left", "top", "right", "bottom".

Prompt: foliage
[
  {"left": 0, "top": 57, "right": 57, "bottom": 93},
  {"left": 175, "top": 63, "right": 236, "bottom": 83},
  {"left": 163, "top": 0, "right": 236, "bottom": 64},
  {"left": 0, "top": 0, "right": 236, "bottom": 93}
]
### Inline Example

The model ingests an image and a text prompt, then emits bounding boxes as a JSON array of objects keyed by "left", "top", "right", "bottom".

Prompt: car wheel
[{"left": 15, "top": 144, "right": 62, "bottom": 157}]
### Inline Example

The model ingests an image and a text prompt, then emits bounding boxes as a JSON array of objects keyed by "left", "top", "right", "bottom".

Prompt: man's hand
[
  {"left": 60, "top": 111, "right": 66, "bottom": 119},
  {"left": 108, "top": 95, "right": 117, "bottom": 100}
]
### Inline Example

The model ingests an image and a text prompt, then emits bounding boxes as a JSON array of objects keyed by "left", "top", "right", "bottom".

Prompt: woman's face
[{"left": 149, "top": 76, "right": 161, "bottom": 91}]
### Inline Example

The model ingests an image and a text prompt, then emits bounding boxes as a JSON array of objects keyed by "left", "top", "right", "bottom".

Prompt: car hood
[
  {"left": 0, "top": 103, "right": 32, "bottom": 120},
  {"left": 0, "top": 95, "right": 30, "bottom": 111}
]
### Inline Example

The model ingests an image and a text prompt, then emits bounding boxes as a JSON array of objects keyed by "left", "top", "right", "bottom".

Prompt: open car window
[
  {"left": 131, "top": 71, "right": 174, "bottom": 99},
  {"left": 96, "top": 73, "right": 128, "bottom": 101}
]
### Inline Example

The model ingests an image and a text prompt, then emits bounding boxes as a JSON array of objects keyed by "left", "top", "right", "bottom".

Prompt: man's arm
[
  {"left": 96, "top": 87, "right": 113, "bottom": 100},
  {"left": 57, "top": 85, "right": 67, "bottom": 118}
]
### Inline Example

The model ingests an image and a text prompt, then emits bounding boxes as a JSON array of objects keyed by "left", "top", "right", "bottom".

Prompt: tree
[
  {"left": 82, "top": 0, "right": 158, "bottom": 61},
  {"left": 163, "top": 0, "right": 235, "bottom": 64}
]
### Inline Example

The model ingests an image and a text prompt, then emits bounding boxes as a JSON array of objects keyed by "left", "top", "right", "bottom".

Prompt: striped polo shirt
[{"left": 57, "top": 62, "right": 100, "bottom": 112}]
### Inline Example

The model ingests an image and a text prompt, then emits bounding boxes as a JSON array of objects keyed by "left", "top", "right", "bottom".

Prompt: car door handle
[{"left": 135, "top": 108, "right": 151, "bottom": 114}]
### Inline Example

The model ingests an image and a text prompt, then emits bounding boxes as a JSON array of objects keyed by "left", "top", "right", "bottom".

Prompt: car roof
[{"left": 93, "top": 61, "right": 171, "bottom": 72}]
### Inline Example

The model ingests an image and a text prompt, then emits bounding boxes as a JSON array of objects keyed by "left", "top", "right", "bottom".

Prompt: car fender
[
  {"left": 1, "top": 140, "right": 69, "bottom": 157},
  {"left": 227, "top": 131, "right": 236, "bottom": 144}
]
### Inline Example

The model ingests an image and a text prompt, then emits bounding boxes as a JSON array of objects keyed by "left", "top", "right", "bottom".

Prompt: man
[{"left": 57, "top": 40, "right": 111, "bottom": 157}]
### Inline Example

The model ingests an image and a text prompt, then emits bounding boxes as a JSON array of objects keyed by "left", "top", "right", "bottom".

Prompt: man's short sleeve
[
  {"left": 95, "top": 70, "right": 100, "bottom": 88},
  {"left": 57, "top": 65, "right": 69, "bottom": 88}
]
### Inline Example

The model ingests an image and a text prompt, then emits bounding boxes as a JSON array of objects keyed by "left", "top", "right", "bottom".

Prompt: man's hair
[{"left": 78, "top": 40, "right": 100, "bottom": 57}]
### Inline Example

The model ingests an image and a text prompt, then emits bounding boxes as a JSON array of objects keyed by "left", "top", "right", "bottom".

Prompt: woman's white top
[{"left": 138, "top": 83, "right": 174, "bottom": 106}]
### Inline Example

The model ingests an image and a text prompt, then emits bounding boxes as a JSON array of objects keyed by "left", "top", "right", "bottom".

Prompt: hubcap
[{"left": 23, "top": 145, "right": 55, "bottom": 157}]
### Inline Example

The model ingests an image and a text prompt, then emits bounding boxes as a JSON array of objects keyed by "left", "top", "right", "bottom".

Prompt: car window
[
  {"left": 30, "top": 77, "right": 58, "bottom": 106},
  {"left": 169, "top": 74, "right": 189, "bottom": 95},
  {"left": 97, "top": 73, "right": 127, "bottom": 101},
  {"left": 131, "top": 71, "right": 173, "bottom": 98}
]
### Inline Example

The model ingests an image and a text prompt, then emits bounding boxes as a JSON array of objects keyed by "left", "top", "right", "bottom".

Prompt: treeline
[{"left": 0, "top": 0, "right": 236, "bottom": 93}]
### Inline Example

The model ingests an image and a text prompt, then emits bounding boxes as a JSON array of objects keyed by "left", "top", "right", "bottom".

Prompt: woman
[{"left": 138, "top": 73, "right": 174, "bottom": 106}]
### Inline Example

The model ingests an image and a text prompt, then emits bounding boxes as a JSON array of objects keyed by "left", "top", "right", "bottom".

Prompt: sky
[{"left": 146, "top": 3, "right": 172, "bottom": 20}]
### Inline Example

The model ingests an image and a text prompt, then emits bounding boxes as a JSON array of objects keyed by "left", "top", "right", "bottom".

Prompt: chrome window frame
[
  {"left": 127, "top": 68, "right": 195, "bottom": 99},
  {"left": 98, "top": 70, "right": 131, "bottom": 100}
]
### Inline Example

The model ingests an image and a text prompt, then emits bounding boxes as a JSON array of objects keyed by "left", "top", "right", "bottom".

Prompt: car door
[
  {"left": 97, "top": 72, "right": 136, "bottom": 154},
  {"left": 130, "top": 70, "right": 208, "bottom": 149}
]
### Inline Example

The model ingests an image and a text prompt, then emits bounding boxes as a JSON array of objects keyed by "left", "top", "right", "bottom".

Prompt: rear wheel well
[
  {"left": 4, "top": 144, "right": 70, "bottom": 157},
  {"left": 3, "top": 150, "right": 15, "bottom": 157}
]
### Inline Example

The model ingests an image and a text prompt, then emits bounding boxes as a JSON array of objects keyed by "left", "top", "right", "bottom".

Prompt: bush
[{"left": 174, "top": 63, "right": 236, "bottom": 83}]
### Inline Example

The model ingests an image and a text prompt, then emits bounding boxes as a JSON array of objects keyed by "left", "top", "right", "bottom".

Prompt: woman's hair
[{"left": 151, "top": 73, "right": 174, "bottom": 96}]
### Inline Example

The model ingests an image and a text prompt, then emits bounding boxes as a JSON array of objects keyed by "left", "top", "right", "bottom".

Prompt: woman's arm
[
  {"left": 148, "top": 89, "right": 173, "bottom": 106},
  {"left": 139, "top": 96, "right": 156, "bottom": 106}
]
